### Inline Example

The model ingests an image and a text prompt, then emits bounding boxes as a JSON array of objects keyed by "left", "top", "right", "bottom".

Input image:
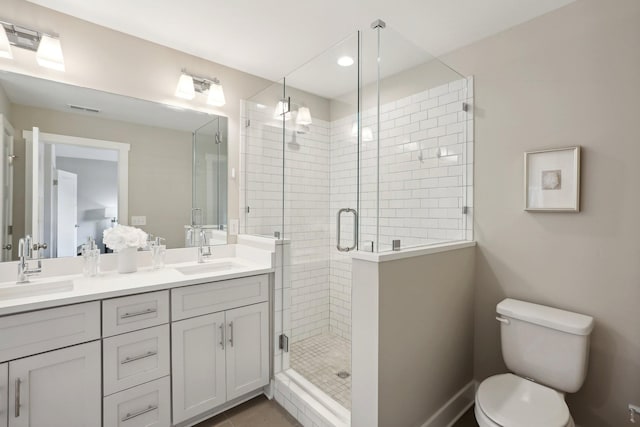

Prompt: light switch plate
[
  {"left": 131, "top": 216, "right": 146, "bottom": 226},
  {"left": 229, "top": 219, "right": 239, "bottom": 235}
]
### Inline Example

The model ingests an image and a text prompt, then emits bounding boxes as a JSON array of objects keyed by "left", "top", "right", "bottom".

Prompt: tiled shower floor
[{"left": 289, "top": 333, "right": 352, "bottom": 410}]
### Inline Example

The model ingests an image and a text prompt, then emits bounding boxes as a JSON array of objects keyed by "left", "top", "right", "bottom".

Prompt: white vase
[{"left": 117, "top": 247, "right": 138, "bottom": 274}]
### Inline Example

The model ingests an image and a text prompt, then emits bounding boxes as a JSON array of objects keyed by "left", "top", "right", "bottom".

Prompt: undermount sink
[
  {"left": 175, "top": 262, "right": 244, "bottom": 276},
  {"left": 0, "top": 280, "right": 75, "bottom": 300}
]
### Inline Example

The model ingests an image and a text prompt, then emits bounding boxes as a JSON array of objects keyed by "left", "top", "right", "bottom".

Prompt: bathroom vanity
[{"left": 0, "top": 247, "right": 274, "bottom": 427}]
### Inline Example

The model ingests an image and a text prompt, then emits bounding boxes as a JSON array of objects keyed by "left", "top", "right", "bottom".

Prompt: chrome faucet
[
  {"left": 17, "top": 235, "right": 43, "bottom": 283},
  {"left": 197, "top": 229, "right": 212, "bottom": 263}
]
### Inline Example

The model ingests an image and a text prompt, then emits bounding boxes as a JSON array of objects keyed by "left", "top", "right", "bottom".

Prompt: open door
[
  {"left": 0, "top": 115, "right": 14, "bottom": 261},
  {"left": 56, "top": 169, "right": 78, "bottom": 257}
]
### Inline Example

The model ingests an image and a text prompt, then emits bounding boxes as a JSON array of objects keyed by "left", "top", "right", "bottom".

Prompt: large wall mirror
[{"left": 0, "top": 70, "right": 228, "bottom": 261}]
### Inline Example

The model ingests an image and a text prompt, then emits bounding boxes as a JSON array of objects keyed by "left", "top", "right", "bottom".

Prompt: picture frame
[{"left": 524, "top": 146, "right": 580, "bottom": 212}]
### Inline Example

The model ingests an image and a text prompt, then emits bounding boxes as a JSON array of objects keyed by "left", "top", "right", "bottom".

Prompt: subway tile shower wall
[{"left": 241, "top": 77, "right": 474, "bottom": 343}]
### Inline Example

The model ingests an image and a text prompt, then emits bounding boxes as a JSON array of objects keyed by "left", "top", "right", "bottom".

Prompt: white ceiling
[{"left": 26, "top": 0, "right": 575, "bottom": 88}]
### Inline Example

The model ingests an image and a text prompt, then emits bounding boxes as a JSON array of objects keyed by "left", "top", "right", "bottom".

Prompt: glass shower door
[{"left": 281, "top": 32, "right": 360, "bottom": 411}]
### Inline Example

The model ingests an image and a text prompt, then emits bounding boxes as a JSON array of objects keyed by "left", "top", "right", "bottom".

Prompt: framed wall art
[{"left": 524, "top": 146, "right": 580, "bottom": 212}]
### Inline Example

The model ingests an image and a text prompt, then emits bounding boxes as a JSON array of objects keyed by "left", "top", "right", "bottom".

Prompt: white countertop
[{"left": 0, "top": 257, "right": 274, "bottom": 316}]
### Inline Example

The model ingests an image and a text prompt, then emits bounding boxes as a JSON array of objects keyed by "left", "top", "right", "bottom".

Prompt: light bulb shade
[
  {"left": 175, "top": 73, "right": 195, "bottom": 100},
  {"left": 296, "top": 107, "right": 312, "bottom": 125},
  {"left": 0, "top": 26, "right": 12, "bottom": 59},
  {"left": 36, "top": 35, "right": 65, "bottom": 71},
  {"left": 207, "top": 81, "right": 226, "bottom": 106}
]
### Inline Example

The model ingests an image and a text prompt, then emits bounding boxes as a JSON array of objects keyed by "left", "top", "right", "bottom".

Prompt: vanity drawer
[
  {"left": 103, "top": 376, "right": 171, "bottom": 427},
  {"left": 0, "top": 301, "right": 100, "bottom": 363},
  {"left": 171, "top": 274, "right": 269, "bottom": 321},
  {"left": 103, "top": 290, "right": 169, "bottom": 337},
  {"left": 103, "top": 324, "right": 170, "bottom": 395}
]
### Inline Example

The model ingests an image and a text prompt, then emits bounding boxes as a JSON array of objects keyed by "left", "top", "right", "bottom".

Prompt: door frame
[
  {"left": 0, "top": 114, "right": 14, "bottom": 261},
  {"left": 23, "top": 130, "right": 130, "bottom": 243}
]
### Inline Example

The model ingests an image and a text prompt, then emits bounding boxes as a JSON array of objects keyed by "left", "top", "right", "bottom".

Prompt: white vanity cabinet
[
  {"left": 0, "top": 302, "right": 101, "bottom": 427},
  {"left": 171, "top": 274, "right": 270, "bottom": 425},
  {"left": 0, "top": 271, "right": 272, "bottom": 427},
  {"left": 0, "top": 363, "right": 7, "bottom": 427},
  {"left": 7, "top": 341, "right": 101, "bottom": 427},
  {"left": 101, "top": 291, "right": 172, "bottom": 427}
]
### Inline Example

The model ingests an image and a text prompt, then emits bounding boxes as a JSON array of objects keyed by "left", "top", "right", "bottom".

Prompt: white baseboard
[{"left": 421, "top": 381, "right": 477, "bottom": 427}]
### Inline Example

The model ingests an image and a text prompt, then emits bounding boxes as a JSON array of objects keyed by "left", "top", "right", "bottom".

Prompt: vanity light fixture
[
  {"left": 36, "top": 35, "right": 65, "bottom": 71},
  {"left": 0, "top": 20, "right": 65, "bottom": 70},
  {"left": 175, "top": 70, "right": 226, "bottom": 106},
  {"left": 0, "top": 24, "right": 12, "bottom": 59},
  {"left": 296, "top": 107, "right": 312, "bottom": 125},
  {"left": 175, "top": 73, "right": 196, "bottom": 100},
  {"left": 206, "top": 78, "right": 225, "bottom": 107}
]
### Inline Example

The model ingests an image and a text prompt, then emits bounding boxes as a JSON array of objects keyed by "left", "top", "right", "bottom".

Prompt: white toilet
[{"left": 474, "top": 298, "right": 594, "bottom": 427}]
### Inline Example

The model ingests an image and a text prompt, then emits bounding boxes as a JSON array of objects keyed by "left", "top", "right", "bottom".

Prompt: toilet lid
[{"left": 477, "top": 374, "right": 570, "bottom": 427}]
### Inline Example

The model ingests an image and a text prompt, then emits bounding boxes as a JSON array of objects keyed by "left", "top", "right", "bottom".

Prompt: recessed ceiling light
[{"left": 337, "top": 56, "right": 354, "bottom": 67}]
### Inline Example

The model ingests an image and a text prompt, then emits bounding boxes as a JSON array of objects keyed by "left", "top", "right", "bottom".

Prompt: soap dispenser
[
  {"left": 81, "top": 237, "right": 100, "bottom": 277},
  {"left": 151, "top": 236, "right": 166, "bottom": 270}
]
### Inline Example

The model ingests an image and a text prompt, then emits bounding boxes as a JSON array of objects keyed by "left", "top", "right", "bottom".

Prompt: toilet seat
[{"left": 475, "top": 373, "right": 571, "bottom": 427}]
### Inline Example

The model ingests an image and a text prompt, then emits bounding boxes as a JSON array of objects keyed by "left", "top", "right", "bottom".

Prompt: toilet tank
[{"left": 497, "top": 298, "right": 594, "bottom": 393}]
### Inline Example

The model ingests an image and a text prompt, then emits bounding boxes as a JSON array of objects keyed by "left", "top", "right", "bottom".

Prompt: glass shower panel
[
  {"left": 193, "top": 117, "right": 227, "bottom": 230},
  {"left": 282, "top": 32, "right": 359, "bottom": 410},
  {"left": 192, "top": 117, "right": 228, "bottom": 247},
  {"left": 371, "top": 24, "right": 472, "bottom": 252},
  {"left": 240, "top": 80, "right": 285, "bottom": 237}
]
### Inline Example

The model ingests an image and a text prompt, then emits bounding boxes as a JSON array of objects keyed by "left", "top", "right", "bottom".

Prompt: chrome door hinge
[
  {"left": 462, "top": 206, "right": 469, "bottom": 214},
  {"left": 279, "top": 334, "right": 289, "bottom": 352},
  {"left": 7, "top": 225, "right": 12, "bottom": 235},
  {"left": 246, "top": 206, "right": 250, "bottom": 214},
  {"left": 462, "top": 102, "right": 470, "bottom": 112},
  {"left": 245, "top": 119, "right": 251, "bottom": 127}
]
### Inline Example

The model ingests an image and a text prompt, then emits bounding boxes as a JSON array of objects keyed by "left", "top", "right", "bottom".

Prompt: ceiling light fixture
[
  {"left": 337, "top": 56, "right": 354, "bottom": 67},
  {"left": 175, "top": 70, "right": 226, "bottom": 106},
  {"left": 0, "top": 20, "right": 65, "bottom": 70}
]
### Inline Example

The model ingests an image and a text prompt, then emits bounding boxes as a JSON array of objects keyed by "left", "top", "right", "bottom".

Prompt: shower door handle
[{"left": 336, "top": 208, "right": 358, "bottom": 252}]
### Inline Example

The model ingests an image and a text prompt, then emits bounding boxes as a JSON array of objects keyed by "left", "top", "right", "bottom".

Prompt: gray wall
[
  {"left": 378, "top": 247, "right": 475, "bottom": 427},
  {"left": 442, "top": 1, "right": 640, "bottom": 425}
]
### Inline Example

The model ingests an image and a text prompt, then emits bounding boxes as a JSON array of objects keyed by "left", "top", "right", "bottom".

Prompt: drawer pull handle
[
  {"left": 229, "top": 321, "right": 234, "bottom": 347},
  {"left": 122, "top": 405, "right": 158, "bottom": 422},
  {"left": 14, "top": 378, "right": 20, "bottom": 418},
  {"left": 121, "top": 351, "right": 158, "bottom": 364},
  {"left": 219, "top": 323, "right": 225, "bottom": 349},
  {"left": 120, "top": 308, "right": 157, "bottom": 319}
]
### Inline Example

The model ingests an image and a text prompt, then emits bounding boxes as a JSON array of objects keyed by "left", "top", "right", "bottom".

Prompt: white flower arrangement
[{"left": 103, "top": 225, "right": 148, "bottom": 252}]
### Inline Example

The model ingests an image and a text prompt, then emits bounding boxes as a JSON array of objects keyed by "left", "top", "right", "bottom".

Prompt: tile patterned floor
[
  {"left": 194, "top": 395, "right": 301, "bottom": 427},
  {"left": 290, "top": 332, "right": 352, "bottom": 410}
]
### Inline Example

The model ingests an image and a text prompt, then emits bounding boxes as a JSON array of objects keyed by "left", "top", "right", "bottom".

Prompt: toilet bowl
[
  {"left": 473, "top": 299, "right": 594, "bottom": 427},
  {"left": 474, "top": 374, "right": 575, "bottom": 427}
]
